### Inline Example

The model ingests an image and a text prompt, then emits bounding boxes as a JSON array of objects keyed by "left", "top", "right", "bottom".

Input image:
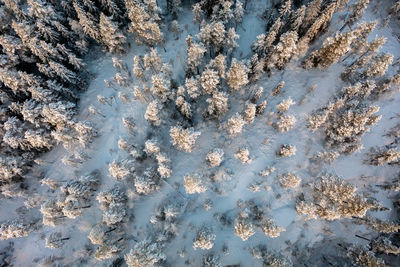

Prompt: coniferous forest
[{"left": 0, "top": 0, "right": 400, "bottom": 266}]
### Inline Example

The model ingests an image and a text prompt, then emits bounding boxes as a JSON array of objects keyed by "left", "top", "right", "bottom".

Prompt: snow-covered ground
[{"left": 1, "top": 0, "right": 400, "bottom": 266}]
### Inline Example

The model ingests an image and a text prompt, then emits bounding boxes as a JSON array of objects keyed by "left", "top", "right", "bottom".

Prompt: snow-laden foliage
[
  {"left": 184, "top": 173, "right": 207, "bottom": 194},
  {"left": 124, "top": 239, "right": 166, "bottom": 267},
  {"left": 170, "top": 126, "right": 201, "bottom": 153},
  {"left": 2, "top": 0, "right": 400, "bottom": 266},
  {"left": 193, "top": 226, "right": 216, "bottom": 250},
  {"left": 206, "top": 148, "right": 224, "bottom": 167},
  {"left": 296, "top": 173, "right": 375, "bottom": 220}
]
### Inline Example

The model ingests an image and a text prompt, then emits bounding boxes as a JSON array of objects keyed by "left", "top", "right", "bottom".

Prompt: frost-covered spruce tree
[
  {"left": 262, "top": 218, "right": 285, "bottom": 238},
  {"left": 99, "top": 13, "right": 126, "bottom": 53},
  {"left": 170, "top": 126, "right": 201, "bottom": 152},
  {"left": 151, "top": 74, "right": 171, "bottom": 102},
  {"left": 192, "top": 2, "right": 203, "bottom": 28},
  {"left": 276, "top": 97, "right": 295, "bottom": 113},
  {"left": 109, "top": 160, "right": 134, "bottom": 180},
  {"left": 251, "top": 86, "right": 264, "bottom": 103},
  {"left": 219, "top": 0, "right": 233, "bottom": 22},
  {"left": 88, "top": 222, "right": 125, "bottom": 259},
  {"left": 144, "top": 139, "right": 161, "bottom": 156},
  {"left": 345, "top": 22, "right": 379, "bottom": 59},
  {"left": 291, "top": 5, "right": 306, "bottom": 33},
  {"left": 302, "top": 0, "right": 322, "bottom": 31},
  {"left": 186, "top": 76, "right": 201, "bottom": 99},
  {"left": 359, "top": 216, "right": 400, "bottom": 233},
  {"left": 363, "top": 52, "right": 393, "bottom": 78},
  {"left": 144, "top": 48, "right": 162, "bottom": 72},
  {"left": 206, "top": 91, "right": 229, "bottom": 118},
  {"left": 169, "top": 20, "right": 181, "bottom": 37},
  {"left": 95, "top": 240, "right": 125, "bottom": 260},
  {"left": 199, "top": 21, "right": 226, "bottom": 54},
  {"left": 312, "top": 151, "right": 340, "bottom": 164},
  {"left": 201, "top": 68, "right": 220, "bottom": 94},
  {"left": 243, "top": 102, "right": 256, "bottom": 124},
  {"left": 325, "top": 103, "right": 381, "bottom": 153},
  {"left": 40, "top": 198, "right": 65, "bottom": 226},
  {"left": 256, "top": 100, "right": 267, "bottom": 116},
  {"left": 45, "top": 232, "right": 69, "bottom": 249},
  {"left": 0, "top": 219, "right": 37, "bottom": 240},
  {"left": 51, "top": 172, "right": 100, "bottom": 221},
  {"left": 347, "top": 244, "right": 385, "bottom": 267},
  {"left": 156, "top": 153, "right": 172, "bottom": 178},
  {"left": 234, "top": 0, "right": 244, "bottom": 25},
  {"left": 72, "top": 1, "right": 101, "bottom": 43},
  {"left": 145, "top": 100, "right": 162, "bottom": 126},
  {"left": 186, "top": 35, "right": 206, "bottom": 73},
  {"left": 193, "top": 226, "right": 216, "bottom": 250},
  {"left": 208, "top": 54, "right": 227, "bottom": 78},
  {"left": 206, "top": 149, "right": 224, "bottom": 167},
  {"left": 135, "top": 168, "right": 161, "bottom": 195},
  {"left": 277, "top": 144, "right": 296, "bottom": 158},
  {"left": 225, "top": 28, "right": 239, "bottom": 51},
  {"left": 261, "top": 17, "right": 282, "bottom": 54},
  {"left": 226, "top": 59, "right": 249, "bottom": 92},
  {"left": 340, "top": 0, "right": 370, "bottom": 31},
  {"left": 304, "top": 30, "right": 356, "bottom": 69},
  {"left": 297, "top": 173, "right": 375, "bottom": 220},
  {"left": 298, "top": 2, "right": 339, "bottom": 57},
  {"left": 126, "top": 0, "right": 163, "bottom": 46},
  {"left": 235, "top": 147, "right": 252, "bottom": 164},
  {"left": 97, "top": 187, "right": 127, "bottom": 225},
  {"left": 307, "top": 106, "right": 332, "bottom": 131},
  {"left": 275, "top": 115, "right": 296, "bottom": 132},
  {"left": 89, "top": 222, "right": 120, "bottom": 246},
  {"left": 279, "top": 0, "right": 292, "bottom": 17},
  {"left": 175, "top": 96, "right": 192, "bottom": 119},
  {"left": 266, "top": 31, "right": 298, "bottom": 70},
  {"left": 227, "top": 113, "right": 246, "bottom": 136},
  {"left": 234, "top": 215, "right": 255, "bottom": 241},
  {"left": 184, "top": 173, "right": 207, "bottom": 194},
  {"left": 278, "top": 173, "right": 301, "bottom": 189},
  {"left": 366, "top": 146, "right": 400, "bottom": 166},
  {"left": 371, "top": 236, "right": 400, "bottom": 255}
]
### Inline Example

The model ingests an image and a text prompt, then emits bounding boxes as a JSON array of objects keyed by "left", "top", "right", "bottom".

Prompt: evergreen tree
[{"left": 99, "top": 13, "right": 127, "bottom": 53}]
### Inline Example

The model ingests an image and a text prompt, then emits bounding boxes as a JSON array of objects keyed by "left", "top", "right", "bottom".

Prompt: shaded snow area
[{"left": 1, "top": 0, "right": 400, "bottom": 266}]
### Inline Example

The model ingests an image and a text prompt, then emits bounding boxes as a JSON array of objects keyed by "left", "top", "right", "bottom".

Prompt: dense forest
[{"left": 0, "top": 0, "right": 400, "bottom": 266}]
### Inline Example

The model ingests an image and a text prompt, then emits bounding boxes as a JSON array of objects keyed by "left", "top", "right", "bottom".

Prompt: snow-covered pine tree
[
  {"left": 304, "top": 30, "right": 356, "bottom": 69},
  {"left": 225, "top": 28, "right": 239, "bottom": 51},
  {"left": 126, "top": 0, "right": 163, "bottom": 46},
  {"left": 234, "top": 215, "right": 255, "bottom": 241},
  {"left": 201, "top": 68, "right": 220, "bottom": 94},
  {"left": 193, "top": 227, "right": 216, "bottom": 250},
  {"left": 266, "top": 31, "right": 298, "bottom": 70},
  {"left": 227, "top": 113, "right": 246, "bottom": 136},
  {"left": 145, "top": 100, "right": 162, "bottom": 126},
  {"left": 170, "top": 126, "right": 201, "bottom": 152},
  {"left": 226, "top": 59, "right": 249, "bottom": 92},
  {"left": 124, "top": 239, "right": 166, "bottom": 267},
  {"left": 99, "top": 13, "right": 126, "bottom": 53},
  {"left": 301, "top": 0, "right": 322, "bottom": 32},
  {"left": 192, "top": 2, "right": 203, "bottom": 28},
  {"left": 262, "top": 218, "right": 285, "bottom": 238},
  {"left": 206, "top": 148, "right": 224, "bottom": 167},
  {"left": 340, "top": 0, "right": 370, "bottom": 31},
  {"left": 184, "top": 173, "right": 207, "bottom": 194},
  {"left": 206, "top": 91, "right": 229, "bottom": 118},
  {"left": 186, "top": 35, "right": 206, "bottom": 73}
]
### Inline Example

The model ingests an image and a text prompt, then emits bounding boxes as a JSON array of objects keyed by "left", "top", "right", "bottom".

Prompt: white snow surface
[{"left": 1, "top": 0, "right": 400, "bottom": 266}]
